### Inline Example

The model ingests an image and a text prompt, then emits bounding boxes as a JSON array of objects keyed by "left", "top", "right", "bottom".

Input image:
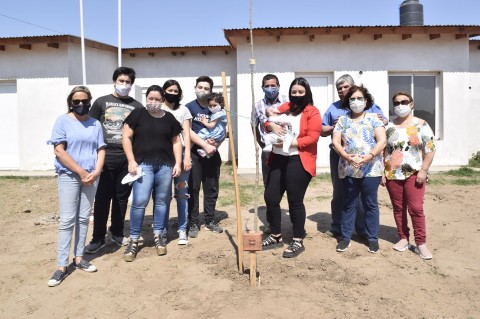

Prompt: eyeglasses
[
  {"left": 349, "top": 96, "right": 364, "bottom": 102},
  {"left": 72, "top": 99, "right": 90, "bottom": 105},
  {"left": 393, "top": 100, "right": 410, "bottom": 106}
]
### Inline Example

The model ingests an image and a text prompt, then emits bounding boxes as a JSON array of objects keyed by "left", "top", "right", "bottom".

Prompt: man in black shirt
[{"left": 84, "top": 67, "right": 143, "bottom": 254}]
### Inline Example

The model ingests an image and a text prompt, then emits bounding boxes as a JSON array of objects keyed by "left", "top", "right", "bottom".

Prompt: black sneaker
[
  {"left": 368, "top": 240, "right": 379, "bottom": 254},
  {"left": 84, "top": 240, "right": 106, "bottom": 254},
  {"left": 336, "top": 239, "right": 351, "bottom": 252},
  {"left": 262, "top": 234, "right": 284, "bottom": 250},
  {"left": 205, "top": 222, "right": 223, "bottom": 233},
  {"left": 282, "top": 239, "right": 305, "bottom": 258},
  {"left": 73, "top": 259, "right": 97, "bottom": 272},
  {"left": 188, "top": 224, "right": 199, "bottom": 238},
  {"left": 47, "top": 269, "right": 68, "bottom": 287}
]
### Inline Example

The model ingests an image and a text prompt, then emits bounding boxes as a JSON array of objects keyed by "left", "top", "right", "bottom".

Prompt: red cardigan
[{"left": 265, "top": 102, "right": 322, "bottom": 176}]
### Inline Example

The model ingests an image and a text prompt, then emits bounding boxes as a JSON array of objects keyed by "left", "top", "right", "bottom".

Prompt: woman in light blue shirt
[{"left": 46, "top": 86, "right": 105, "bottom": 287}]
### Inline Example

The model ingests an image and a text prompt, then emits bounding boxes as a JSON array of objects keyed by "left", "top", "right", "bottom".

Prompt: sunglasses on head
[
  {"left": 72, "top": 99, "right": 90, "bottom": 106},
  {"left": 393, "top": 100, "right": 410, "bottom": 106}
]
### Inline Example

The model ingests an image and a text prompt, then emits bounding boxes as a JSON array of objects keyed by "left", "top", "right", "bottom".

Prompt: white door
[
  {"left": 0, "top": 82, "right": 19, "bottom": 169},
  {"left": 295, "top": 73, "right": 333, "bottom": 168}
]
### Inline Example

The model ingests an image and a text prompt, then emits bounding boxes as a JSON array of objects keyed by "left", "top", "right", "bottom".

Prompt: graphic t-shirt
[{"left": 89, "top": 94, "right": 143, "bottom": 155}]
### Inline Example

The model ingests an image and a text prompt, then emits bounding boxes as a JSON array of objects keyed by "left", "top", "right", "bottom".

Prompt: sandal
[
  {"left": 262, "top": 234, "right": 284, "bottom": 250},
  {"left": 282, "top": 239, "right": 305, "bottom": 258},
  {"left": 124, "top": 240, "right": 139, "bottom": 262}
]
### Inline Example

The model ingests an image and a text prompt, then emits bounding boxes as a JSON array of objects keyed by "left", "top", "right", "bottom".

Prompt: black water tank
[{"left": 399, "top": 0, "right": 424, "bottom": 26}]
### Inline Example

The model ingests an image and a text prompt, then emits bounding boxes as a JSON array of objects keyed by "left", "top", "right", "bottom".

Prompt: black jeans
[
  {"left": 91, "top": 153, "right": 133, "bottom": 242},
  {"left": 261, "top": 151, "right": 272, "bottom": 225},
  {"left": 264, "top": 155, "right": 311, "bottom": 239},
  {"left": 188, "top": 150, "right": 221, "bottom": 226}
]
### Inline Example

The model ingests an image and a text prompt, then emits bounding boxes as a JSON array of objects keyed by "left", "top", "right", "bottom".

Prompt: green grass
[{"left": 428, "top": 167, "right": 480, "bottom": 185}]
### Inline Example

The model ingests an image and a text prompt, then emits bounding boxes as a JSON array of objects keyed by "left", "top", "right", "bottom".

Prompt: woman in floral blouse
[
  {"left": 332, "top": 85, "right": 386, "bottom": 254},
  {"left": 382, "top": 92, "right": 436, "bottom": 260}
]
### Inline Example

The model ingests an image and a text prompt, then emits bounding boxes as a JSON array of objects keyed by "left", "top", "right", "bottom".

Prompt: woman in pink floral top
[{"left": 382, "top": 92, "right": 436, "bottom": 260}]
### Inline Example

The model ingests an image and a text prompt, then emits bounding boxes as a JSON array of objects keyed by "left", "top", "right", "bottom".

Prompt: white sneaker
[{"left": 178, "top": 230, "right": 189, "bottom": 245}]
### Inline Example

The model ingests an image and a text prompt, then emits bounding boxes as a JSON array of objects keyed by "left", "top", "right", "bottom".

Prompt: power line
[{"left": 0, "top": 12, "right": 64, "bottom": 35}]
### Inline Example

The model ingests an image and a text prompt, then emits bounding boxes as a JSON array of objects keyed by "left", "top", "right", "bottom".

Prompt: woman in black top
[{"left": 122, "top": 85, "right": 182, "bottom": 261}]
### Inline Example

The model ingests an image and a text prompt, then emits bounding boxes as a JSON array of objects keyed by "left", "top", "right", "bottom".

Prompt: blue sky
[{"left": 0, "top": 0, "right": 478, "bottom": 48}]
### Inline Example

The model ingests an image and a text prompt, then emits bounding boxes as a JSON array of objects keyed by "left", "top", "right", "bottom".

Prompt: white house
[{"left": 1, "top": 24, "right": 480, "bottom": 171}]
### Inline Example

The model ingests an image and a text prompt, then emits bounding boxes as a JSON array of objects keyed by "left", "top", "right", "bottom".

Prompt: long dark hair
[
  {"left": 162, "top": 79, "right": 183, "bottom": 109},
  {"left": 289, "top": 77, "right": 313, "bottom": 116}
]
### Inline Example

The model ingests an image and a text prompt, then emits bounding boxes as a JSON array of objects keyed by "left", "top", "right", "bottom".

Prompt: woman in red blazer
[{"left": 262, "top": 77, "right": 322, "bottom": 258}]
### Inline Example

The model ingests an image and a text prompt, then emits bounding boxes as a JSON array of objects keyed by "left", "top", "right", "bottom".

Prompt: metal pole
[
  {"left": 118, "top": 0, "right": 122, "bottom": 67},
  {"left": 79, "top": 0, "right": 86, "bottom": 85}
]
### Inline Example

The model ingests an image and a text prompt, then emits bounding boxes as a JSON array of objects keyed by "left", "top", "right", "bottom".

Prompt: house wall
[{"left": 234, "top": 34, "right": 475, "bottom": 170}]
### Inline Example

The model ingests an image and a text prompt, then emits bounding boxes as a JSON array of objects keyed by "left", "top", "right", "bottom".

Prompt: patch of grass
[
  {"left": 468, "top": 151, "right": 480, "bottom": 168},
  {"left": 445, "top": 167, "right": 480, "bottom": 177},
  {"left": 0, "top": 176, "right": 30, "bottom": 181},
  {"left": 451, "top": 178, "right": 480, "bottom": 186}
]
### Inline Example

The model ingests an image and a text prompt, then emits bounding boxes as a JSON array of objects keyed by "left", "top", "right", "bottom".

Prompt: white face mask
[
  {"left": 349, "top": 100, "right": 366, "bottom": 114},
  {"left": 394, "top": 104, "right": 412, "bottom": 117},
  {"left": 209, "top": 104, "right": 221, "bottom": 113},
  {"left": 195, "top": 91, "right": 209, "bottom": 100},
  {"left": 115, "top": 84, "right": 131, "bottom": 97}
]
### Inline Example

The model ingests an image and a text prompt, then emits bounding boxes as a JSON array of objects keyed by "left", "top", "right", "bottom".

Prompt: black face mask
[
  {"left": 290, "top": 95, "right": 305, "bottom": 106},
  {"left": 164, "top": 92, "right": 180, "bottom": 104},
  {"left": 71, "top": 104, "right": 91, "bottom": 116}
]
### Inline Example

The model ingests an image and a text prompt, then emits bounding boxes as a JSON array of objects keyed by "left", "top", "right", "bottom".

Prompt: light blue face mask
[{"left": 263, "top": 87, "right": 279, "bottom": 100}]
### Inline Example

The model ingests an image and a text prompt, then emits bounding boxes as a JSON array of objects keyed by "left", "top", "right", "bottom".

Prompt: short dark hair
[
  {"left": 207, "top": 92, "right": 225, "bottom": 109},
  {"left": 195, "top": 76, "right": 213, "bottom": 89},
  {"left": 145, "top": 85, "right": 164, "bottom": 98},
  {"left": 262, "top": 74, "right": 280, "bottom": 87},
  {"left": 67, "top": 86, "right": 92, "bottom": 113},
  {"left": 162, "top": 79, "right": 183, "bottom": 109},
  {"left": 112, "top": 67, "right": 136, "bottom": 84},
  {"left": 341, "top": 85, "right": 374, "bottom": 110},
  {"left": 289, "top": 77, "right": 314, "bottom": 116}
]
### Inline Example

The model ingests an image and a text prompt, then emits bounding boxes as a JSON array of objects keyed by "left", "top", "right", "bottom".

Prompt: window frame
[{"left": 388, "top": 72, "right": 442, "bottom": 139}]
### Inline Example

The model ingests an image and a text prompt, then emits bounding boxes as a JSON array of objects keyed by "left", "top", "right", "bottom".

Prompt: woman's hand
[
  {"left": 183, "top": 155, "right": 192, "bottom": 171},
  {"left": 269, "top": 122, "right": 286, "bottom": 137},
  {"left": 172, "top": 164, "right": 181, "bottom": 178},
  {"left": 82, "top": 170, "right": 101, "bottom": 185},
  {"left": 416, "top": 169, "right": 428, "bottom": 185},
  {"left": 128, "top": 161, "right": 138, "bottom": 174},
  {"left": 380, "top": 175, "right": 386, "bottom": 187}
]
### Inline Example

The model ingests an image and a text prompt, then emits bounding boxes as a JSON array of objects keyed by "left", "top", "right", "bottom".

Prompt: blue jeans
[
  {"left": 57, "top": 173, "right": 98, "bottom": 267},
  {"left": 341, "top": 176, "right": 381, "bottom": 242},
  {"left": 330, "top": 148, "right": 365, "bottom": 235},
  {"left": 129, "top": 163, "right": 173, "bottom": 240},
  {"left": 164, "top": 168, "right": 190, "bottom": 232}
]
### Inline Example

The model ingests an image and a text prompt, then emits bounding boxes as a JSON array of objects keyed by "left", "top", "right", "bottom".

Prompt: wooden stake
[
  {"left": 221, "top": 71, "right": 244, "bottom": 273},
  {"left": 250, "top": 252, "right": 257, "bottom": 287}
]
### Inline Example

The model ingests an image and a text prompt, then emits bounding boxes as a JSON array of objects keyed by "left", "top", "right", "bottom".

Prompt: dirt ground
[{"left": 0, "top": 169, "right": 479, "bottom": 319}]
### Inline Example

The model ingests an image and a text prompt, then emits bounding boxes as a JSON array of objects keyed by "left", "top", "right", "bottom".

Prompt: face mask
[
  {"left": 71, "top": 103, "right": 91, "bottom": 116},
  {"left": 290, "top": 95, "right": 305, "bottom": 106},
  {"left": 115, "top": 84, "right": 131, "bottom": 97},
  {"left": 164, "top": 93, "right": 180, "bottom": 104},
  {"left": 394, "top": 104, "right": 412, "bottom": 117},
  {"left": 195, "top": 91, "right": 209, "bottom": 101},
  {"left": 209, "top": 105, "right": 221, "bottom": 113},
  {"left": 349, "top": 100, "right": 366, "bottom": 114},
  {"left": 146, "top": 103, "right": 162, "bottom": 113},
  {"left": 263, "top": 87, "right": 279, "bottom": 100}
]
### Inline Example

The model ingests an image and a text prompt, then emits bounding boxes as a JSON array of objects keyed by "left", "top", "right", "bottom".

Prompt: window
[{"left": 388, "top": 74, "right": 441, "bottom": 137}]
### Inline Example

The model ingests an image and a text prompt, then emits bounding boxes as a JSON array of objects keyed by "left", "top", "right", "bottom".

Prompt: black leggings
[{"left": 264, "top": 155, "right": 312, "bottom": 238}]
